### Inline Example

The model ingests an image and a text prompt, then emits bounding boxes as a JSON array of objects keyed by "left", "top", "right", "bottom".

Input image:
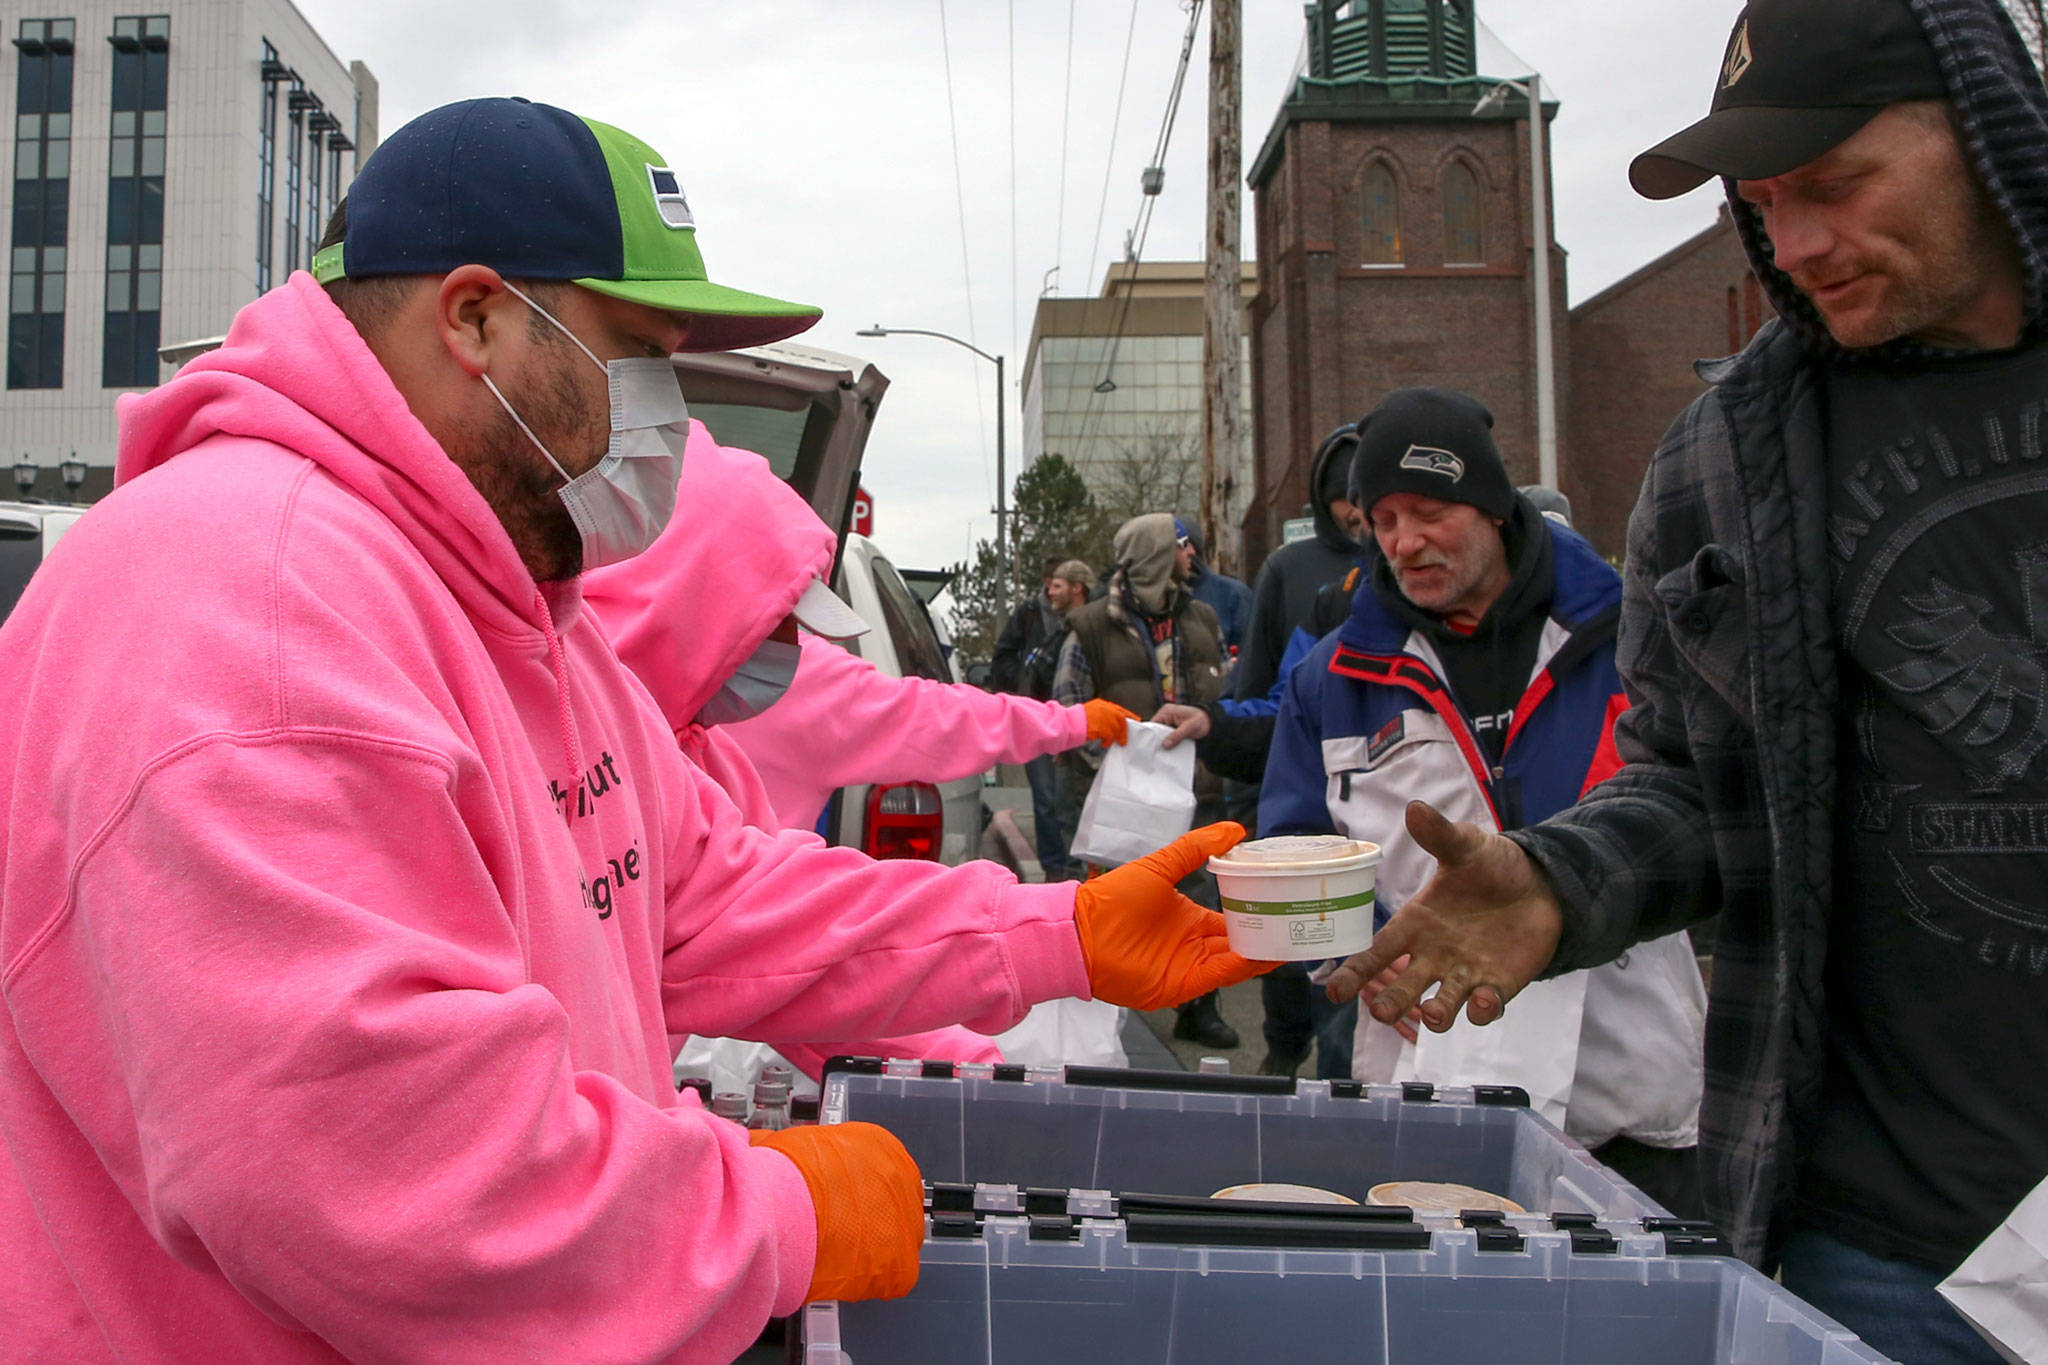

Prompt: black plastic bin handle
[
  {"left": 1117, "top": 1191, "right": 1415, "bottom": 1223},
  {"left": 1123, "top": 1208, "right": 1433, "bottom": 1251},
  {"left": 1063, "top": 1065, "right": 1296, "bottom": 1096}
]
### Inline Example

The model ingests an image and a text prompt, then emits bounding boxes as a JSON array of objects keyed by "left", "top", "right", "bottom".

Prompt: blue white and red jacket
[{"left": 1259, "top": 522, "right": 1705, "bottom": 1149}]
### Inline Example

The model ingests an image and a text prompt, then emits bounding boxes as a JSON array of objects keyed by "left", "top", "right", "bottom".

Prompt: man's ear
[{"left": 434, "top": 264, "right": 517, "bottom": 379}]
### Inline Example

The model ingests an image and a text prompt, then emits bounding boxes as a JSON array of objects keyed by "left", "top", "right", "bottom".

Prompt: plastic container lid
[{"left": 1211, "top": 834, "right": 1380, "bottom": 874}]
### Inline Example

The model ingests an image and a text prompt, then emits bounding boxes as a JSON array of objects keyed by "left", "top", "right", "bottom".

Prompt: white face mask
[
  {"left": 695, "top": 637, "right": 802, "bottom": 727},
  {"left": 480, "top": 282, "right": 689, "bottom": 572}
]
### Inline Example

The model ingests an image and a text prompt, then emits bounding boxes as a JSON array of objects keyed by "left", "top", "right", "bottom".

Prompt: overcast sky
[{"left": 293, "top": 0, "right": 1744, "bottom": 574}]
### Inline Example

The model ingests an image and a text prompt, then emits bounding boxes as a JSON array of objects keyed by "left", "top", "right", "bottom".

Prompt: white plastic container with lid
[{"left": 1207, "top": 834, "right": 1381, "bottom": 962}]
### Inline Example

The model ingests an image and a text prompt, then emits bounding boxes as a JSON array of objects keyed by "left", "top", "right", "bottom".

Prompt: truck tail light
[{"left": 864, "top": 782, "right": 943, "bottom": 861}]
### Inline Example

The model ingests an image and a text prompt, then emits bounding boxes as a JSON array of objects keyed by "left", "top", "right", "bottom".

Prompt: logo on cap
[
  {"left": 646, "top": 165, "right": 694, "bottom": 231},
  {"left": 1399, "top": 445, "right": 1465, "bottom": 481},
  {"left": 1721, "top": 19, "right": 1753, "bottom": 90}
]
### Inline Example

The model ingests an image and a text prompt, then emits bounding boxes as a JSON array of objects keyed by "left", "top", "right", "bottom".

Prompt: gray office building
[{"left": 0, "top": 0, "right": 374, "bottom": 499}]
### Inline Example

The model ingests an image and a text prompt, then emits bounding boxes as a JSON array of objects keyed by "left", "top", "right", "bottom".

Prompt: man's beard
[
  {"left": 1393, "top": 553, "right": 1486, "bottom": 615},
  {"left": 453, "top": 355, "right": 599, "bottom": 582}
]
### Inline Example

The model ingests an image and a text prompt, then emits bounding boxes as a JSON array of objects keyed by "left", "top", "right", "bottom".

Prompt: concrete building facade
[
  {"left": 1020, "top": 259, "right": 1253, "bottom": 517},
  {"left": 0, "top": 0, "right": 373, "bottom": 499},
  {"left": 1243, "top": 0, "right": 1567, "bottom": 566},
  {"left": 1565, "top": 208, "right": 1772, "bottom": 558}
]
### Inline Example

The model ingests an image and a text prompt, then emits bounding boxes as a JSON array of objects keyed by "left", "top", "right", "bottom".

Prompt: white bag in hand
[
  {"left": 1941, "top": 1173, "right": 2048, "bottom": 1365},
  {"left": 1069, "top": 720, "right": 1196, "bottom": 868}
]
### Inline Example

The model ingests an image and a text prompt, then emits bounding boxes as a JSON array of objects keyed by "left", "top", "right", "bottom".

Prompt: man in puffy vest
[{"left": 1055, "top": 512, "right": 1237, "bottom": 1048}]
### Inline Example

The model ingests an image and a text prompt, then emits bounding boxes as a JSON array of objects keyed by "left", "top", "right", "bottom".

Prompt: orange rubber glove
[
  {"left": 1082, "top": 698, "right": 1140, "bottom": 746},
  {"left": 750, "top": 1122, "right": 924, "bottom": 1304},
  {"left": 1073, "top": 821, "right": 1280, "bottom": 1010}
]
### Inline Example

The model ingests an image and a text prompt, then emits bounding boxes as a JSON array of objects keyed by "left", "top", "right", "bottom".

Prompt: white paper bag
[
  {"left": 1356, "top": 970, "right": 1590, "bottom": 1130},
  {"left": 991, "top": 998, "right": 1129, "bottom": 1069},
  {"left": 1941, "top": 1174, "right": 2048, "bottom": 1365},
  {"left": 1069, "top": 720, "right": 1197, "bottom": 867}
]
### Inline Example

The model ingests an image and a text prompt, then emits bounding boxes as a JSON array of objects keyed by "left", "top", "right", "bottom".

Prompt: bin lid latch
[
  {"left": 1641, "top": 1217, "right": 1735, "bottom": 1257},
  {"left": 1472, "top": 1085, "right": 1531, "bottom": 1108},
  {"left": 1474, "top": 1225, "right": 1526, "bottom": 1253},
  {"left": 930, "top": 1210, "right": 982, "bottom": 1240},
  {"left": 1029, "top": 1214, "right": 1080, "bottom": 1242},
  {"left": 1568, "top": 1227, "right": 1619, "bottom": 1255}
]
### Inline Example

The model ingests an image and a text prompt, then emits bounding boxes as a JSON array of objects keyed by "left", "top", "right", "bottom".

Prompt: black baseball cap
[
  {"left": 1629, "top": 0, "right": 1948, "bottom": 200},
  {"left": 313, "top": 98, "right": 821, "bottom": 352}
]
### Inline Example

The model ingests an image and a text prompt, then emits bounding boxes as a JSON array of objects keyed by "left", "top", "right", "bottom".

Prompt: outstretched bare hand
[{"left": 1324, "top": 801, "right": 1563, "bottom": 1032}]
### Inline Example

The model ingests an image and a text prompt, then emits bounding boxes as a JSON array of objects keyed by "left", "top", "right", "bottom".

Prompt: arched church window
[
  {"left": 1442, "top": 160, "right": 1483, "bottom": 264},
  {"left": 1362, "top": 162, "right": 1402, "bottom": 265}
]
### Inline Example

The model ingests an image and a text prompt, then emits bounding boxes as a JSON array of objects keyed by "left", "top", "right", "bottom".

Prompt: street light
[
  {"left": 59, "top": 452, "right": 87, "bottom": 500},
  {"left": 855, "top": 325, "right": 1009, "bottom": 579},
  {"left": 1475, "top": 73, "right": 1558, "bottom": 492},
  {"left": 12, "top": 457, "right": 36, "bottom": 498}
]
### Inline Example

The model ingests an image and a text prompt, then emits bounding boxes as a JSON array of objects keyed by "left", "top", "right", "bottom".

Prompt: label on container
[
  {"left": 1287, "top": 918, "right": 1337, "bottom": 946},
  {"left": 1220, "top": 891, "right": 1375, "bottom": 916}
]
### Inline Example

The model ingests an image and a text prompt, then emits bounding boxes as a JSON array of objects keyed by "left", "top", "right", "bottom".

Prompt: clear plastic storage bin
[
  {"left": 802, "top": 1061, "right": 1893, "bottom": 1365},
  {"left": 803, "top": 1208, "right": 1890, "bottom": 1365},
  {"left": 822, "top": 1059, "right": 1667, "bottom": 1222}
]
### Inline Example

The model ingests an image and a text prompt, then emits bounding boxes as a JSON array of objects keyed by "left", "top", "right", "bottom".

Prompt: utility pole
[
  {"left": 1527, "top": 73, "right": 1558, "bottom": 492},
  {"left": 1200, "top": 0, "right": 1245, "bottom": 579},
  {"left": 995, "top": 352, "right": 1008, "bottom": 589}
]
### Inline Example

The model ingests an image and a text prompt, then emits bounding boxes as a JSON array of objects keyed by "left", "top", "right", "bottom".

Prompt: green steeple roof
[
  {"left": 1249, "top": 0, "right": 1551, "bottom": 188},
  {"left": 1307, "top": 0, "right": 1478, "bottom": 83}
]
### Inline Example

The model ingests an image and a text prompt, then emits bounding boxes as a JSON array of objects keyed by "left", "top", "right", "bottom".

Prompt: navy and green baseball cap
[{"left": 311, "top": 97, "right": 821, "bottom": 352}]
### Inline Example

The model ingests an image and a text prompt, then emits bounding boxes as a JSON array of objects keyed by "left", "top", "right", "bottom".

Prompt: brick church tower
[{"left": 1244, "top": 0, "right": 1568, "bottom": 563}]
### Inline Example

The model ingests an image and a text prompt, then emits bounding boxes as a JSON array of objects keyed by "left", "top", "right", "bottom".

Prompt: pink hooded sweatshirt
[
  {"left": 727, "top": 631, "right": 1086, "bottom": 832},
  {"left": 0, "top": 274, "right": 1089, "bottom": 1363},
  {"left": 582, "top": 431, "right": 1005, "bottom": 1074}
]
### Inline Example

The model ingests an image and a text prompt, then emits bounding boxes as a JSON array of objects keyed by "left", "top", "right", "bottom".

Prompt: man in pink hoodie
[{"left": 0, "top": 98, "right": 1264, "bottom": 1363}]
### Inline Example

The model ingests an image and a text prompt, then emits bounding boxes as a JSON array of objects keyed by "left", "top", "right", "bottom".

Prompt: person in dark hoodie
[
  {"left": 1328, "top": 1, "right": 2048, "bottom": 1358},
  {"left": 1233, "top": 424, "right": 1365, "bottom": 705},
  {"left": 1174, "top": 518, "right": 1254, "bottom": 653}
]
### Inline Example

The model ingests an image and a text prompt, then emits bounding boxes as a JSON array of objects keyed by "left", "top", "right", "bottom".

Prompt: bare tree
[
  {"left": 1087, "top": 422, "right": 1205, "bottom": 531},
  {"left": 2011, "top": 0, "right": 2048, "bottom": 75}
]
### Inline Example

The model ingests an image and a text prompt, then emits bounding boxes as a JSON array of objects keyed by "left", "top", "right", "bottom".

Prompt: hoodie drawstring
[{"left": 532, "top": 589, "right": 584, "bottom": 825}]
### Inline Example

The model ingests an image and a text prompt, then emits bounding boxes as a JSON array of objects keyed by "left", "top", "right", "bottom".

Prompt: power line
[
  {"left": 1072, "top": 0, "right": 1206, "bottom": 459},
  {"left": 1052, "top": 0, "right": 1075, "bottom": 296},
  {"left": 1082, "top": 0, "right": 1143, "bottom": 300},
  {"left": 936, "top": 0, "right": 992, "bottom": 508}
]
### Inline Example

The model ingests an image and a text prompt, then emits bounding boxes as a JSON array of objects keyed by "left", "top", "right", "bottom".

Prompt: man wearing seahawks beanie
[{"left": 1259, "top": 387, "right": 1707, "bottom": 1215}]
